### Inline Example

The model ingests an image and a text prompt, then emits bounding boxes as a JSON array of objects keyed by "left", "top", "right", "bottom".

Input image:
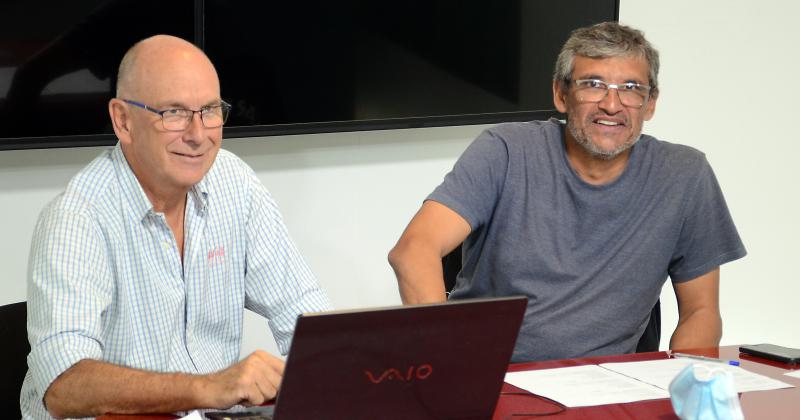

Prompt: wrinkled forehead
[{"left": 570, "top": 54, "right": 650, "bottom": 81}]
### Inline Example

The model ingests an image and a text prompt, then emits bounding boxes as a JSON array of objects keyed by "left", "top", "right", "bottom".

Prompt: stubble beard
[{"left": 566, "top": 117, "right": 641, "bottom": 161}]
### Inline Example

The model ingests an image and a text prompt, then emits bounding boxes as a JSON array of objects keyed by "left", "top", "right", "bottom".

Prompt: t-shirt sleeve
[
  {"left": 427, "top": 129, "right": 510, "bottom": 231},
  {"left": 668, "top": 157, "right": 747, "bottom": 282}
]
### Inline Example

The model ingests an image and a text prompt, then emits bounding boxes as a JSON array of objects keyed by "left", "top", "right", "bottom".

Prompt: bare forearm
[
  {"left": 45, "top": 359, "right": 208, "bottom": 419},
  {"left": 669, "top": 308, "right": 722, "bottom": 351},
  {"left": 389, "top": 244, "right": 447, "bottom": 304},
  {"left": 389, "top": 200, "right": 470, "bottom": 304},
  {"left": 670, "top": 269, "right": 723, "bottom": 351},
  {"left": 45, "top": 350, "right": 283, "bottom": 419}
]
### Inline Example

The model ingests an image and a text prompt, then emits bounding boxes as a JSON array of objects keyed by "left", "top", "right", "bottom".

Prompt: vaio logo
[{"left": 365, "top": 364, "right": 434, "bottom": 384}]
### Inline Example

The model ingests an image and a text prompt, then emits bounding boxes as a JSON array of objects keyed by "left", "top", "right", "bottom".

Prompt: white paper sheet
[
  {"left": 178, "top": 411, "right": 203, "bottom": 420},
  {"left": 784, "top": 369, "right": 800, "bottom": 379},
  {"left": 504, "top": 358, "right": 795, "bottom": 408},
  {"left": 504, "top": 364, "right": 669, "bottom": 407},
  {"left": 600, "top": 358, "right": 794, "bottom": 393}
]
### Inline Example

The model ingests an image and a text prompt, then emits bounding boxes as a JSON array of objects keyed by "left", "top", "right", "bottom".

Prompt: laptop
[{"left": 206, "top": 296, "right": 527, "bottom": 420}]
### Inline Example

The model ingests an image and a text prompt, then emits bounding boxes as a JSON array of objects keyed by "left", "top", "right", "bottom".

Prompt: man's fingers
[
  {"left": 251, "top": 375, "right": 276, "bottom": 404},
  {"left": 239, "top": 351, "right": 284, "bottom": 404},
  {"left": 203, "top": 350, "right": 284, "bottom": 408},
  {"left": 251, "top": 350, "right": 286, "bottom": 375}
]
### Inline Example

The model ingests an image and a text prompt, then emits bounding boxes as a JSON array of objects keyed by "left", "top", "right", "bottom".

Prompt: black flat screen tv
[{"left": 0, "top": 0, "right": 618, "bottom": 150}]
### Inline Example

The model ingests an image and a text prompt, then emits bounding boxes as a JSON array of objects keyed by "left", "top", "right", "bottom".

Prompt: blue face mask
[{"left": 669, "top": 364, "right": 744, "bottom": 420}]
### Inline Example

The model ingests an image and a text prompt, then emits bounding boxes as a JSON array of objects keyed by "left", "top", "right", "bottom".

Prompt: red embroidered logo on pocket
[{"left": 207, "top": 247, "right": 226, "bottom": 267}]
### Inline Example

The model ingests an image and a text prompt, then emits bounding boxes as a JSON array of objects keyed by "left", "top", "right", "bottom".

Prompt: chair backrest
[
  {"left": 0, "top": 301, "right": 29, "bottom": 420},
  {"left": 634, "top": 299, "right": 661, "bottom": 352},
  {"left": 441, "top": 245, "right": 661, "bottom": 353},
  {"left": 441, "top": 243, "right": 463, "bottom": 296}
]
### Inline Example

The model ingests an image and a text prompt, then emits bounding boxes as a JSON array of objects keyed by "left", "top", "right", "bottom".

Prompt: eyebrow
[
  {"left": 576, "top": 74, "right": 605, "bottom": 81},
  {"left": 576, "top": 75, "right": 647, "bottom": 85},
  {"left": 160, "top": 100, "right": 222, "bottom": 110}
]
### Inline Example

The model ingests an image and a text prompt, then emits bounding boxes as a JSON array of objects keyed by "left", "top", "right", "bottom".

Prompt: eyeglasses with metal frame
[
  {"left": 122, "top": 99, "right": 232, "bottom": 131},
  {"left": 569, "top": 79, "right": 652, "bottom": 109}
]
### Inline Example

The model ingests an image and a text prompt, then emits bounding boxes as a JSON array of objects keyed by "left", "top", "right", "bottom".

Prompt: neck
[{"left": 564, "top": 135, "right": 631, "bottom": 186}]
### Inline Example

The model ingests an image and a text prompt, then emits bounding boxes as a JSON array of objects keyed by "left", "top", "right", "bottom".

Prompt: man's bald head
[{"left": 116, "top": 35, "right": 218, "bottom": 99}]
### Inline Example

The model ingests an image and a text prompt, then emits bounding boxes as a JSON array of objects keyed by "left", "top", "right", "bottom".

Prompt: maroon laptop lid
[{"left": 273, "top": 296, "right": 527, "bottom": 420}]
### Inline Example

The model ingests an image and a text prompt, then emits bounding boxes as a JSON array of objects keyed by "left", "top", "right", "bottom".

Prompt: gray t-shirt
[{"left": 428, "top": 119, "right": 746, "bottom": 362}]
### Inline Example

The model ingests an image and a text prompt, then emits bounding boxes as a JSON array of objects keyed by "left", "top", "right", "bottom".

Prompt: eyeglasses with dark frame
[
  {"left": 569, "top": 79, "right": 652, "bottom": 109},
  {"left": 122, "top": 99, "right": 232, "bottom": 131}
]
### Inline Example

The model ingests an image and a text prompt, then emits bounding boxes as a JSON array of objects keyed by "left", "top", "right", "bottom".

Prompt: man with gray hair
[
  {"left": 389, "top": 22, "right": 745, "bottom": 362},
  {"left": 21, "top": 35, "right": 330, "bottom": 419}
]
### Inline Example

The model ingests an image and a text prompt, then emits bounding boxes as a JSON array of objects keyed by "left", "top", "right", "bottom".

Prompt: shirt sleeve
[
  {"left": 427, "top": 128, "right": 510, "bottom": 231},
  {"left": 668, "top": 157, "right": 747, "bottom": 282},
  {"left": 242, "top": 172, "right": 332, "bottom": 355},
  {"left": 26, "top": 202, "right": 113, "bottom": 402}
]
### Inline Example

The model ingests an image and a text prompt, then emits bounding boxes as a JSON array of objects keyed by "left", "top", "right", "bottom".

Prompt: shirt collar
[
  {"left": 112, "top": 144, "right": 154, "bottom": 221},
  {"left": 190, "top": 171, "right": 211, "bottom": 215}
]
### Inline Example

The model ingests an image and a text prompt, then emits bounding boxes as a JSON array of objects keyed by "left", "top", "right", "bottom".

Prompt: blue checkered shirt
[{"left": 21, "top": 145, "right": 331, "bottom": 419}]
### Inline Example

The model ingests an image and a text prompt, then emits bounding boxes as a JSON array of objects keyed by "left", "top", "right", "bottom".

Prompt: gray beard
[{"left": 567, "top": 119, "right": 641, "bottom": 161}]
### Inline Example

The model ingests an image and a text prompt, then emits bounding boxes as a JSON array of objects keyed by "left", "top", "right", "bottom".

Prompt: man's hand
[{"left": 199, "top": 350, "right": 285, "bottom": 408}]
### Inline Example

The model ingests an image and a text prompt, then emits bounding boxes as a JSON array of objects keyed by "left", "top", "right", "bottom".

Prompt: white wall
[
  {"left": 1, "top": 0, "right": 797, "bottom": 359},
  {"left": 620, "top": 0, "right": 800, "bottom": 349}
]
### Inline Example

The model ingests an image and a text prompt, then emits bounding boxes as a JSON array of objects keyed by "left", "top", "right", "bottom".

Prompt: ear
[
  {"left": 552, "top": 79, "right": 569, "bottom": 114},
  {"left": 642, "top": 89, "right": 658, "bottom": 121},
  {"left": 109, "top": 99, "right": 133, "bottom": 145}
]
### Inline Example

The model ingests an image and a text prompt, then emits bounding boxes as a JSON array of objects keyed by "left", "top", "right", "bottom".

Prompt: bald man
[{"left": 21, "top": 35, "right": 331, "bottom": 419}]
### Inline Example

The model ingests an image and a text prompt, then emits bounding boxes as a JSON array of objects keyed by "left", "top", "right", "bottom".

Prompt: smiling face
[
  {"left": 110, "top": 36, "right": 222, "bottom": 204},
  {"left": 553, "top": 55, "right": 657, "bottom": 161}
]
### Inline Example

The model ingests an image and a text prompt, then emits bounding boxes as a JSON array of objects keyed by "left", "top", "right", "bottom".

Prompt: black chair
[
  {"left": 442, "top": 244, "right": 661, "bottom": 353},
  {"left": 441, "top": 244, "right": 463, "bottom": 296},
  {"left": 0, "top": 302, "right": 29, "bottom": 419}
]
